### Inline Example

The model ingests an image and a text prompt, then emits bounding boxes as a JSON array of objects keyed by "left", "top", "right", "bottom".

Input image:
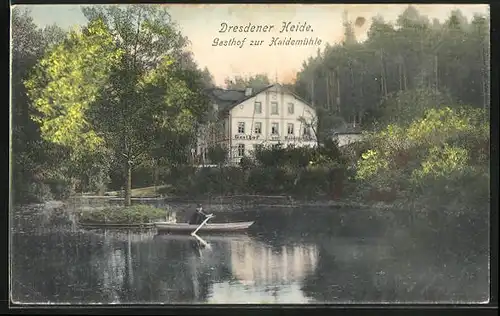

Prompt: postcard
[{"left": 10, "top": 3, "right": 490, "bottom": 305}]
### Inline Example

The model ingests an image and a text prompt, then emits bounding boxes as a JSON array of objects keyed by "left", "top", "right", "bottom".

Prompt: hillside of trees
[{"left": 292, "top": 7, "right": 489, "bottom": 127}]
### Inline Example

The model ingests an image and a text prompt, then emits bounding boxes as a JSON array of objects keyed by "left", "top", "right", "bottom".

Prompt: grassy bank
[{"left": 78, "top": 204, "right": 168, "bottom": 224}]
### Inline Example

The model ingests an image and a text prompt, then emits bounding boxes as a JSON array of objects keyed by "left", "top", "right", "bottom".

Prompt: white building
[{"left": 196, "top": 84, "right": 317, "bottom": 165}]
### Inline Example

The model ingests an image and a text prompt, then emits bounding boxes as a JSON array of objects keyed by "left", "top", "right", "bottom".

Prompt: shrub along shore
[{"left": 78, "top": 204, "right": 168, "bottom": 225}]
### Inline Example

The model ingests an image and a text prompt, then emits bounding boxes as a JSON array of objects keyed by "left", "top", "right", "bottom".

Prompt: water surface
[{"left": 10, "top": 202, "right": 489, "bottom": 304}]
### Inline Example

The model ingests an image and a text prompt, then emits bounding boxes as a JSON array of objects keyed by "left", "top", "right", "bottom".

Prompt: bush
[
  {"left": 79, "top": 204, "right": 169, "bottom": 224},
  {"left": 45, "top": 177, "right": 74, "bottom": 200},
  {"left": 18, "top": 182, "right": 53, "bottom": 204},
  {"left": 354, "top": 105, "right": 489, "bottom": 213},
  {"left": 246, "top": 166, "right": 291, "bottom": 194},
  {"left": 161, "top": 165, "right": 197, "bottom": 195}
]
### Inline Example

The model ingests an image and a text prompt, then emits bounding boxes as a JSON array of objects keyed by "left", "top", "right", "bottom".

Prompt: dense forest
[{"left": 293, "top": 7, "right": 490, "bottom": 127}]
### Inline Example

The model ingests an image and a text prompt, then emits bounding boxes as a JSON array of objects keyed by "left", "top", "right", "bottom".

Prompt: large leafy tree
[
  {"left": 26, "top": 4, "right": 212, "bottom": 205},
  {"left": 24, "top": 18, "right": 123, "bottom": 197}
]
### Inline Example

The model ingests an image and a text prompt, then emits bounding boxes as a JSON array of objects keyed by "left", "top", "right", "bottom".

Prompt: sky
[{"left": 19, "top": 4, "right": 489, "bottom": 86}]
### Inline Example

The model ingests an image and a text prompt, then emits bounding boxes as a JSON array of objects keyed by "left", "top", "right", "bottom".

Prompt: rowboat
[
  {"left": 78, "top": 222, "right": 156, "bottom": 229},
  {"left": 154, "top": 221, "right": 254, "bottom": 234}
]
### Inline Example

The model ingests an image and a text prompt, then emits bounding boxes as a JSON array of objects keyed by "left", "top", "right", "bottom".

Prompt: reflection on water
[
  {"left": 229, "top": 239, "right": 318, "bottom": 286},
  {"left": 10, "top": 203, "right": 489, "bottom": 304}
]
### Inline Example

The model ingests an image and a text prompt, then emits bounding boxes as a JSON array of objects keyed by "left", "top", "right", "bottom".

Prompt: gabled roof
[{"left": 204, "top": 84, "right": 315, "bottom": 113}]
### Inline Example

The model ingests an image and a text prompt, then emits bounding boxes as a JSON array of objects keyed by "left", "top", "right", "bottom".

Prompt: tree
[
  {"left": 224, "top": 73, "right": 271, "bottom": 90},
  {"left": 26, "top": 5, "right": 211, "bottom": 206},
  {"left": 25, "top": 19, "right": 121, "bottom": 153},
  {"left": 298, "top": 107, "right": 344, "bottom": 147},
  {"left": 82, "top": 5, "right": 210, "bottom": 206},
  {"left": 207, "top": 144, "right": 228, "bottom": 167},
  {"left": 376, "top": 88, "right": 453, "bottom": 127}
]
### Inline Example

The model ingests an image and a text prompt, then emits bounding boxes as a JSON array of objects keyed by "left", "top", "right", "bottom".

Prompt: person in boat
[{"left": 189, "top": 204, "right": 210, "bottom": 225}]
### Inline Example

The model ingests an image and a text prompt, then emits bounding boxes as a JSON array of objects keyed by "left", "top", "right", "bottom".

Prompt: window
[
  {"left": 271, "top": 123, "right": 279, "bottom": 135},
  {"left": 254, "top": 101, "right": 262, "bottom": 114},
  {"left": 238, "top": 144, "right": 245, "bottom": 157},
  {"left": 287, "top": 102, "right": 294, "bottom": 114},
  {"left": 271, "top": 102, "right": 279, "bottom": 115},
  {"left": 238, "top": 122, "right": 245, "bottom": 134},
  {"left": 253, "top": 144, "right": 263, "bottom": 152},
  {"left": 254, "top": 122, "right": 262, "bottom": 134},
  {"left": 287, "top": 123, "right": 294, "bottom": 135}
]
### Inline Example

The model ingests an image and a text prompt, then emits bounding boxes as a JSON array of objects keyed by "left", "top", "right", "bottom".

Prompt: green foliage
[
  {"left": 294, "top": 7, "right": 489, "bottom": 126},
  {"left": 22, "top": 5, "right": 214, "bottom": 205},
  {"left": 224, "top": 73, "right": 271, "bottom": 90},
  {"left": 163, "top": 142, "right": 350, "bottom": 198},
  {"left": 411, "top": 144, "right": 468, "bottom": 184},
  {"left": 23, "top": 14, "right": 118, "bottom": 196},
  {"left": 207, "top": 145, "right": 228, "bottom": 166},
  {"left": 356, "top": 149, "right": 389, "bottom": 182},
  {"left": 355, "top": 105, "right": 489, "bottom": 211},
  {"left": 79, "top": 204, "right": 168, "bottom": 224},
  {"left": 314, "top": 138, "right": 347, "bottom": 166},
  {"left": 377, "top": 88, "right": 453, "bottom": 126},
  {"left": 25, "top": 18, "right": 123, "bottom": 154},
  {"left": 254, "top": 144, "right": 285, "bottom": 167},
  {"left": 239, "top": 156, "right": 256, "bottom": 171}
]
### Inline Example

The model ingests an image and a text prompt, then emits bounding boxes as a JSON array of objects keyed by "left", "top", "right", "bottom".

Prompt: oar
[
  {"left": 191, "top": 214, "right": 214, "bottom": 236},
  {"left": 192, "top": 233, "right": 210, "bottom": 249},
  {"left": 190, "top": 214, "right": 214, "bottom": 249}
]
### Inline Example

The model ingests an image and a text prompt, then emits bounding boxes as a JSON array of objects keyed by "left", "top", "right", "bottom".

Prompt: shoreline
[
  {"left": 68, "top": 194, "right": 394, "bottom": 209},
  {"left": 14, "top": 195, "right": 399, "bottom": 215}
]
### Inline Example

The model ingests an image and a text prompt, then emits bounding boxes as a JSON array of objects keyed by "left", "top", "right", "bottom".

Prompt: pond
[{"left": 10, "top": 201, "right": 489, "bottom": 304}]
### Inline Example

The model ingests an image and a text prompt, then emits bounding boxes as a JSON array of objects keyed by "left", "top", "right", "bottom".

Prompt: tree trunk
[
  {"left": 124, "top": 161, "right": 132, "bottom": 206},
  {"left": 326, "top": 73, "right": 330, "bottom": 111},
  {"left": 336, "top": 69, "right": 341, "bottom": 114},
  {"left": 153, "top": 159, "right": 158, "bottom": 196},
  {"left": 311, "top": 77, "right": 315, "bottom": 107},
  {"left": 434, "top": 54, "right": 439, "bottom": 93},
  {"left": 403, "top": 61, "right": 407, "bottom": 90}
]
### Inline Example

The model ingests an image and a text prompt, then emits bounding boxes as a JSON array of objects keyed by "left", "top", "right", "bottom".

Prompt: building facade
[{"left": 196, "top": 84, "right": 317, "bottom": 165}]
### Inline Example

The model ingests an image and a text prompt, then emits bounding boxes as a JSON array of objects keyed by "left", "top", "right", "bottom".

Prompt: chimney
[{"left": 244, "top": 87, "right": 253, "bottom": 96}]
